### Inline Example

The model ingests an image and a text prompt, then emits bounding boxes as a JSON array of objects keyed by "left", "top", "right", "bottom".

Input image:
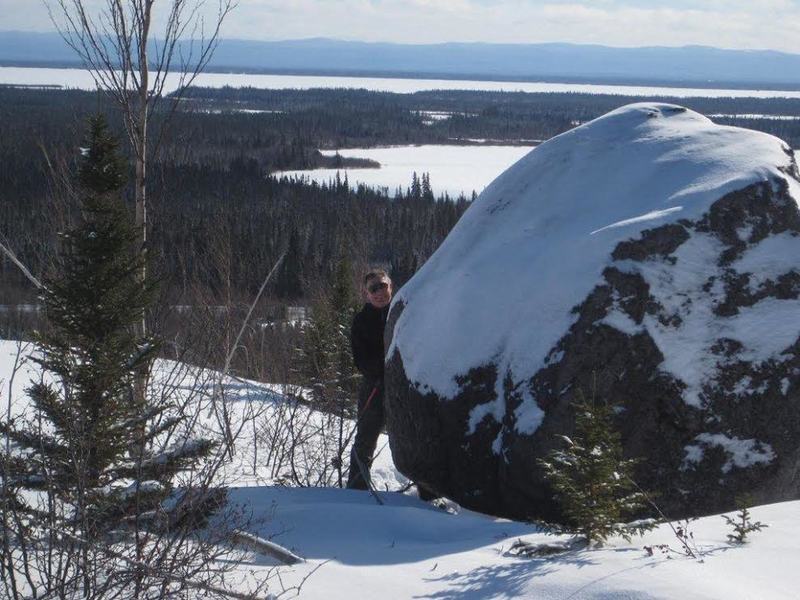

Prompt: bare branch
[
  {"left": 229, "top": 530, "right": 303, "bottom": 566},
  {"left": 0, "top": 233, "right": 42, "bottom": 290},
  {"left": 45, "top": 526, "right": 274, "bottom": 600},
  {"left": 222, "top": 252, "right": 287, "bottom": 380}
]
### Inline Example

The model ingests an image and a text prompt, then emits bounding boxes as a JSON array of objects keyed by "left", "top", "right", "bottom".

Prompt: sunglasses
[{"left": 368, "top": 281, "right": 389, "bottom": 294}]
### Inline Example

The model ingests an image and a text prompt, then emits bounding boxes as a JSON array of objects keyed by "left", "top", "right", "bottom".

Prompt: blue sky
[{"left": 3, "top": 0, "right": 800, "bottom": 53}]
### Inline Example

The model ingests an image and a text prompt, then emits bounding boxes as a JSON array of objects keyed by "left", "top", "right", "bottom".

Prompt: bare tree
[
  {"left": 45, "top": 0, "right": 235, "bottom": 413},
  {"left": 46, "top": 0, "right": 235, "bottom": 317}
]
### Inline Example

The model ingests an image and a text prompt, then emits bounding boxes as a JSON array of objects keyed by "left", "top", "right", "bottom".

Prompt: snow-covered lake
[
  {"left": 275, "top": 144, "right": 536, "bottom": 198},
  {"left": 5, "top": 66, "right": 800, "bottom": 99}
]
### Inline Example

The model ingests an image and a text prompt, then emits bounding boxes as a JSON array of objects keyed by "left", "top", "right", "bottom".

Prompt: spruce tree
[
  {"left": 538, "top": 393, "right": 654, "bottom": 546},
  {"left": 276, "top": 227, "right": 304, "bottom": 299},
  {"left": 2, "top": 116, "right": 213, "bottom": 535},
  {"left": 297, "top": 256, "right": 360, "bottom": 411},
  {"left": 294, "top": 254, "right": 360, "bottom": 485},
  {"left": 421, "top": 172, "right": 434, "bottom": 201},
  {"left": 410, "top": 171, "right": 422, "bottom": 200},
  {"left": 328, "top": 256, "right": 361, "bottom": 412},
  {"left": 722, "top": 496, "right": 767, "bottom": 544}
]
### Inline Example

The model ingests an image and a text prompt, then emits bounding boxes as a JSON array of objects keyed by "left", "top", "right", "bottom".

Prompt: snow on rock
[
  {"left": 731, "top": 232, "right": 800, "bottom": 293},
  {"left": 385, "top": 103, "right": 800, "bottom": 520},
  {"left": 683, "top": 434, "right": 776, "bottom": 473},
  {"left": 389, "top": 103, "right": 797, "bottom": 407}
]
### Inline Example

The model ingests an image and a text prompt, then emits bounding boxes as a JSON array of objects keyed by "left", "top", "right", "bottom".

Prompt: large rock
[{"left": 384, "top": 103, "right": 800, "bottom": 520}]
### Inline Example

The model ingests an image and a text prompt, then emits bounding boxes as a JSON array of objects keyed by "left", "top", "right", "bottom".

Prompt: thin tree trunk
[
  {"left": 135, "top": 0, "right": 151, "bottom": 335},
  {"left": 132, "top": 7, "right": 152, "bottom": 596},
  {"left": 131, "top": 1, "right": 150, "bottom": 408}
]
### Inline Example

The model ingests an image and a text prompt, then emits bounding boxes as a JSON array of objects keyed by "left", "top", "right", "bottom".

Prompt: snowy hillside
[
  {"left": 0, "top": 339, "right": 404, "bottom": 491},
  {"left": 3, "top": 339, "right": 798, "bottom": 599}
]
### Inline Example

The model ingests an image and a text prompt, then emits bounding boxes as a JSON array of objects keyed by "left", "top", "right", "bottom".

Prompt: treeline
[
  {"left": 3, "top": 87, "right": 799, "bottom": 177},
  {"left": 179, "top": 86, "right": 800, "bottom": 147},
  {"left": 150, "top": 164, "right": 467, "bottom": 302},
  {"left": 0, "top": 90, "right": 468, "bottom": 310},
  {"left": 6, "top": 86, "right": 798, "bottom": 177},
  {"left": 3, "top": 85, "right": 800, "bottom": 311}
]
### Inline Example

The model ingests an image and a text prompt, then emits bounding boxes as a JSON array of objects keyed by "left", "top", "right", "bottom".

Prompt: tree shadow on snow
[
  {"left": 417, "top": 551, "right": 596, "bottom": 599},
  {"left": 230, "top": 487, "right": 543, "bottom": 567},
  {"left": 422, "top": 544, "right": 734, "bottom": 600}
]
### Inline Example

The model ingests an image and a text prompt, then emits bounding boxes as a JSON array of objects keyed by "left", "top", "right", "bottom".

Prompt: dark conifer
[
  {"left": 410, "top": 171, "right": 422, "bottom": 200},
  {"left": 421, "top": 172, "right": 434, "bottom": 201},
  {"left": 538, "top": 392, "right": 655, "bottom": 546},
  {"left": 2, "top": 115, "right": 214, "bottom": 534},
  {"left": 296, "top": 253, "right": 359, "bottom": 412},
  {"left": 276, "top": 227, "right": 304, "bottom": 299},
  {"left": 294, "top": 253, "right": 360, "bottom": 485}
]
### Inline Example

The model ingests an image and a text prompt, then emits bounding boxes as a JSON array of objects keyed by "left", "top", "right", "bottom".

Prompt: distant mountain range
[{"left": 2, "top": 31, "right": 800, "bottom": 89}]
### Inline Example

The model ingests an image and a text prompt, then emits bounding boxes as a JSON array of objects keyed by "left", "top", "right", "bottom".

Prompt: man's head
[{"left": 364, "top": 269, "right": 392, "bottom": 309}]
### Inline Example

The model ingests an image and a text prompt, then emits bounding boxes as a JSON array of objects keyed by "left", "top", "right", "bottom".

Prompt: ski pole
[
  {"left": 332, "top": 383, "right": 382, "bottom": 470},
  {"left": 361, "top": 384, "right": 380, "bottom": 414}
]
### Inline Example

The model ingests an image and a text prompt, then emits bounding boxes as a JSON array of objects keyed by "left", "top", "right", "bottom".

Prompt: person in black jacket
[{"left": 346, "top": 269, "right": 392, "bottom": 490}]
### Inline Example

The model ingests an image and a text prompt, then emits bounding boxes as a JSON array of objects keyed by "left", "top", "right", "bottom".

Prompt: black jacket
[{"left": 350, "top": 302, "right": 389, "bottom": 383}]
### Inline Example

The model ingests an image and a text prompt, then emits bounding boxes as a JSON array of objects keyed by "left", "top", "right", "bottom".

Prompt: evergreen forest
[{"left": 3, "top": 84, "right": 800, "bottom": 379}]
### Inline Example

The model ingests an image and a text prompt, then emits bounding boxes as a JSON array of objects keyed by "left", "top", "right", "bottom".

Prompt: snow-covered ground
[
  {"left": 0, "top": 339, "right": 403, "bottom": 492},
  {"left": 235, "top": 489, "right": 797, "bottom": 600},
  {"left": 2, "top": 339, "right": 797, "bottom": 598}
]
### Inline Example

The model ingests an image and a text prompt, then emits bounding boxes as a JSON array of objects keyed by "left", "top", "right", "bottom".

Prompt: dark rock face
[{"left": 385, "top": 179, "right": 800, "bottom": 520}]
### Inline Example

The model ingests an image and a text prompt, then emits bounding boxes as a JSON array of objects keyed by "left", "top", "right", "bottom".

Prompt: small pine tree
[
  {"left": 296, "top": 255, "right": 359, "bottom": 411},
  {"left": 294, "top": 254, "right": 360, "bottom": 485},
  {"left": 538, "top": 392, "right": 654, "bottom": 546},
  {"left": 722, "top": 497, "right": 767, "bottom": 544},
  {"left": 3, "top": 115, "right": 214, "bottom": 536},
  {"left": 328, "top": 255, "right": 361, "bottom": 412}
]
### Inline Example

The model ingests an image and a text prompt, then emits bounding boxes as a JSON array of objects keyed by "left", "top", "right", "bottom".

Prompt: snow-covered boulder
[{"left": 385, "top": 103, "right": 800, "bottom": 520}]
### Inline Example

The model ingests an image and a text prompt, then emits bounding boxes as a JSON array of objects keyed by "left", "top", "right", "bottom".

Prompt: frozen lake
[
  {"left": 274, "top": 144, "right": 536, "bottom": 199},
  {"left": 5, "top": 66, "right": 800, "bottom": 99}
]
